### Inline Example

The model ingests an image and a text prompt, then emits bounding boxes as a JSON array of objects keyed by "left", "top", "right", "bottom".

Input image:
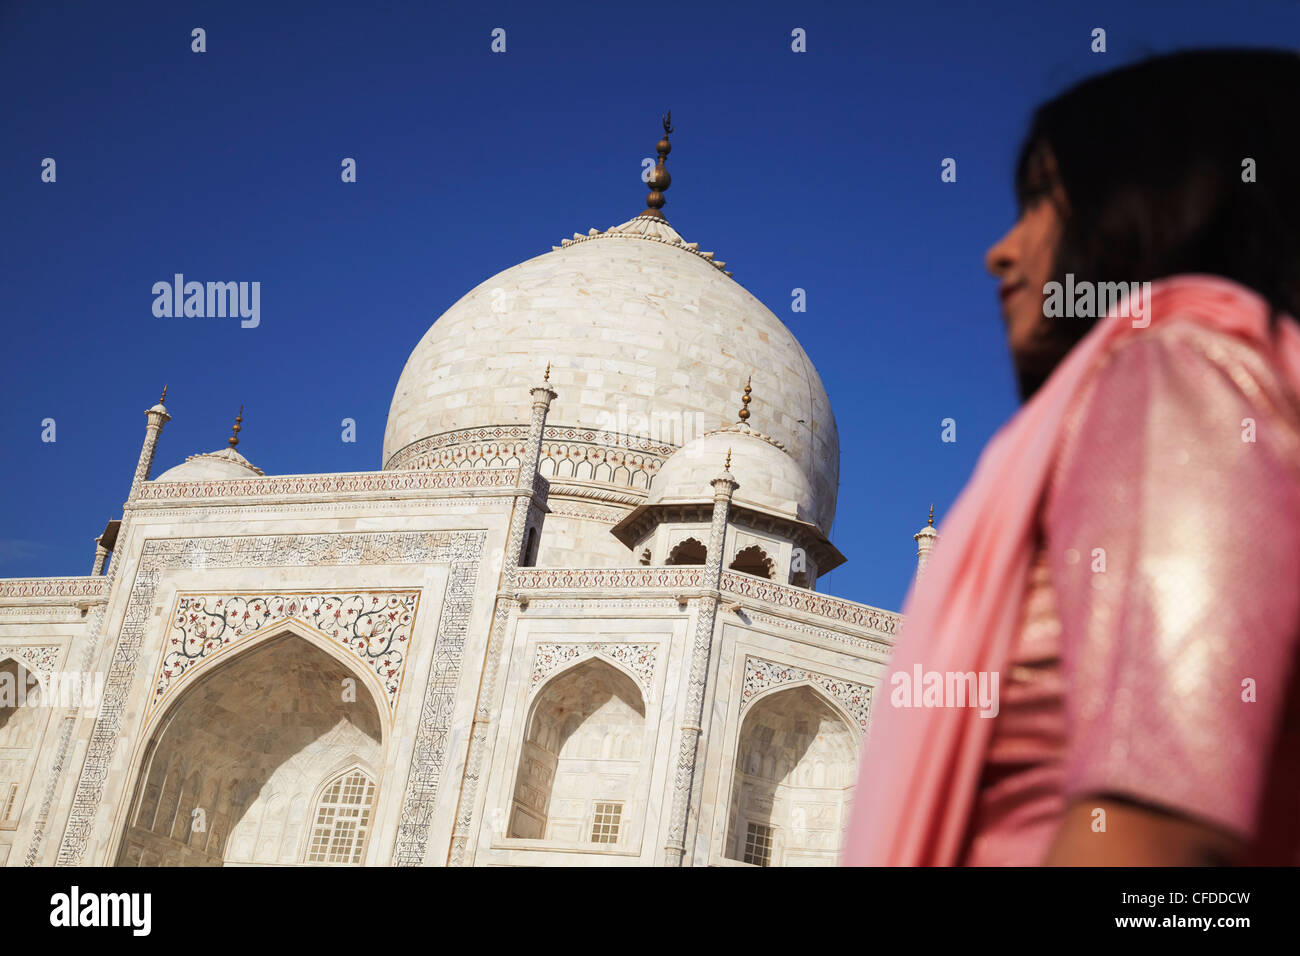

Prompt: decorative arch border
[
  {"left": 147, "top": 590, "right": 420, "bottom": 724},
  {"left": 738, "top": 656, "right": 872, "bottom": 735},
  {"left": 529, "top": 643, "right": 658, "bottom": 702},
  {"left": 137, "top": 617, "right": 394, "bottom": 750},
  {"left": 0, "top": 645, "right": 61, "bottom": 688},
  {"left": 53, "top": 529, "right": 488, "bottom": 868}
]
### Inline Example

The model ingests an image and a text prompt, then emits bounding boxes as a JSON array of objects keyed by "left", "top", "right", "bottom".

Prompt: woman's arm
[
  {"left": 1045, "top": 797, "right": 1243, "bottom": 866},
  {"left": 1044, "top": 322, "right": 1300, "bottom": 864}
]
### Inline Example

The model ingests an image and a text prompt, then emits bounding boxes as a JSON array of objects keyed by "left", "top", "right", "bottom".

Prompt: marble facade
[{"left": 0, "top": 195, "right": 921, "bottom": 867}]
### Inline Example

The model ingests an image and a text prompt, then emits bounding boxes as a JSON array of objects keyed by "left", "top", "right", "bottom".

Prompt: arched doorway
[
  {"left": 0, "top": 659, "right": 46, "bottom": 829},
  {"left": 115, "top": 633, "right": 383, "bottom": 866},
  {"left": 725, "top": 685, "right": 858, "bottom": 866},
  {"left": 508, "top": 658, "right": 645, "bottom": 846}
]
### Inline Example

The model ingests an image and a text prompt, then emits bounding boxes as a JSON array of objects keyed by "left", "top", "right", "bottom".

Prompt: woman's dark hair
[{"left": 1015, "top": 49, "right": 1300, "bottom": 391}]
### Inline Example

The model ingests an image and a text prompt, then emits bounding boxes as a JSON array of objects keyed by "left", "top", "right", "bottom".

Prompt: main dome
[{"left": 382, "top": 215, "right": 840, "bottom": 533}]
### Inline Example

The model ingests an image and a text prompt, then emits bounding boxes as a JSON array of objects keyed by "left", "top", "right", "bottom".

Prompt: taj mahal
[{"left": 0, "top": 119, "right": 935, "bottom": 867}]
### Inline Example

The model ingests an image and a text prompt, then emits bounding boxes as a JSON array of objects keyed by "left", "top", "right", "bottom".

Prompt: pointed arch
[
  {"left": 508, "top": 658, "right": 647, "bottom": 845},
  {"left": 741, "top": 679, "right": 865, "bottom": 743},
  {"left": 144, "top": 614, "right": 393, "bottom": 737},
  {"left": 725, "top": 684, "right": 858, "bottom": 867},
  {"left": 0, "top": 657, "right": 50, "bottom": 830},
  {"left": 528, "top": 649, "right": 652, "bottom": 708},
  {"left": 114, "top": 631, "right": 385, "bottom": 866},
  {"left": 0, "top": 655, "right": 42, "bottom": 706}
]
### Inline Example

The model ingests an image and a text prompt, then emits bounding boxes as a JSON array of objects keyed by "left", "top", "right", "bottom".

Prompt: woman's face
[{"left": 984, "top": 187, "right": 1065, "bottom": 367}]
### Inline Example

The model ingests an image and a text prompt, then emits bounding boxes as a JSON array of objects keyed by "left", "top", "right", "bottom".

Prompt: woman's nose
[{"left": 985, "top": 225, "right": 1017, "bottom": 278}]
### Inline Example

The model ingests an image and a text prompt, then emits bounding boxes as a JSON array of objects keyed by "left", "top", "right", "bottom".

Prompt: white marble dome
[
  {"left": 154, "top": 446, "right": 264, "bottom": 482},
  {"left": 382, "top": 215, "right": 840, "bottom": 532},
  {"left": 648, "top": 424, "right": 815, "bottom": 524}
]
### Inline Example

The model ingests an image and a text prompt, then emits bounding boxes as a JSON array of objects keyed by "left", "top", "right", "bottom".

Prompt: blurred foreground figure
[{"left": 845, "top": 50, "right": 1300, "bottom": 866}]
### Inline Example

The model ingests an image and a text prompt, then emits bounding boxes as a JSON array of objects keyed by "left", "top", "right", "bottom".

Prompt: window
[
  {"left": 306, "top": 769, "right": 376, "bottom": 864},
  {"left": 729, "top": 545, "right": 775, "bottom": 579},
  {"left": 590, "top": 801, "right": 623, "bottom": 844},
  {"left": 666, "top": 537, "right": 706, "bottom": 566},
  {"left": 743, "top": 821, "right": 774, "bottom": 866}
]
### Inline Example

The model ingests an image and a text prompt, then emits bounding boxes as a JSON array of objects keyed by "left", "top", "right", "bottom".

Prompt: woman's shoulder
[
  {"left": 1042, "top": 316, "right": 1300, "bottom": 843},
  {"left": 1049, "top": 317, "right": 1300, "bottom": 507}
]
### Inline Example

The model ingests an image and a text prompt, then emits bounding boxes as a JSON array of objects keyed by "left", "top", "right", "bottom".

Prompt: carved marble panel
[
  {"left": 739, "top": 656, "right": 872, "bottom": 733},
  {"left": 151, "top": 591, "right": 421, "bottom": 721}
]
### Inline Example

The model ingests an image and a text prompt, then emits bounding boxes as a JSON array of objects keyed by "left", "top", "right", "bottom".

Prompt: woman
[{"left": 844, "top": 50, "right": 1300, "bottom": 866}]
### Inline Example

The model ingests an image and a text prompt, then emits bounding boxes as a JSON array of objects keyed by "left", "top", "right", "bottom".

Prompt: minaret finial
[
  {"left": 725, "top": 448, "right": 732, "bottom": 471},
  {"left": 738, "top": 376, "right": 752, "bottom": 424},
  {"left": 928, "top": 504, "right": 934, "bottom": 526},
  {"left": 544, "top": 362, "right": 551, "bottom": 382},
  {"left": 159, "top": 384, "right": 168, "bottom": 406},
  {"left": 641, "top": 111, "right": 673, "bottom": 221},
  {"left": 228, "top": 405, "right": 243, "bottom": 448}
]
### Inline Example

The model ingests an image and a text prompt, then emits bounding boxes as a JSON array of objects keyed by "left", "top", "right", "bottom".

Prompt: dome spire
[
  {"left": 228, "top": 405, "right": 243, "bottom": 448},
  {"left": 640, "top": 111, "right": 673, "bottom": 221},
  {"left": 738, "top": 376, "right": 752, "bottom": 424}
]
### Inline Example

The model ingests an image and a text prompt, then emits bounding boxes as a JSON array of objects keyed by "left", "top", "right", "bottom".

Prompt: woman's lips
[{"left": 999, "top": 281, "right": 1026, "bottom": 304}]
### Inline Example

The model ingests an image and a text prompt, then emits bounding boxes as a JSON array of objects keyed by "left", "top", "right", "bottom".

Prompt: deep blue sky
[{"left": 1, "top": 0, "right": 1294, "bottom": 610}]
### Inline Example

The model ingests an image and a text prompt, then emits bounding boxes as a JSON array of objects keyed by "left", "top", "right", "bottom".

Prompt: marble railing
[
  {"left": 132, "top": 467, "right": 521, "bottom": 502},
  {"left": 719, "top": 571, "right": 900, "bottom": 636},
  {"left": 0, "top": 576, "right": 108, "bottom": 600},
  {"left": 513, "top": 566, "right": 706, "bottom": 591},
  {"left": 512, "top": 565, "right": 900, "bottom": 640}
]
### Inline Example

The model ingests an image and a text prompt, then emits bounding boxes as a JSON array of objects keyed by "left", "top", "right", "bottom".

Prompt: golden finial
[
  {"left": 228, "top": 405, "right": 243, "bottom": 448},
  {"left": 725, "top": 448, "right": 732, "bottom": 471},
  {"left": 928, "top": 504, "right": 934, "bottom": 526},
  {"left": 159, "top": 384, "right": 168, "bottom": 405},
  {"left": 738, "top": 376, "right": 752, "bottom": 423},
  {"left": 641, "top": 111, "right": 673, "bottom": 221},
  {"left": 544, "top": 362, "right": 551, "bottom": 382}
]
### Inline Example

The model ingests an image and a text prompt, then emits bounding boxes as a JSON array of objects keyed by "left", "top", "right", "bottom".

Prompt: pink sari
[{"left": 842, "top": 274, "right": 1300, "bottom": 866}]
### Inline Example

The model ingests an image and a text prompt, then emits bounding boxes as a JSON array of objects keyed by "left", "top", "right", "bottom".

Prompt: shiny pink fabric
[
  {"left": 843, "top": 275, "right": 1300, "bottom": 866},
  {"left": 961, "top": 316, "right": 1300, "bottom": 864},
  {"left": 959, "top": 552, "right": 1067, "bottom": 866}
]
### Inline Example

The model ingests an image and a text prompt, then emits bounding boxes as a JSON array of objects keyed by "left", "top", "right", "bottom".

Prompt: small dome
[
  {"left": 154, "top": 447, "right": 264, "bottom": 482},
  {"left": 648, "top": 424, "right": 816, "bottom": 526}
]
